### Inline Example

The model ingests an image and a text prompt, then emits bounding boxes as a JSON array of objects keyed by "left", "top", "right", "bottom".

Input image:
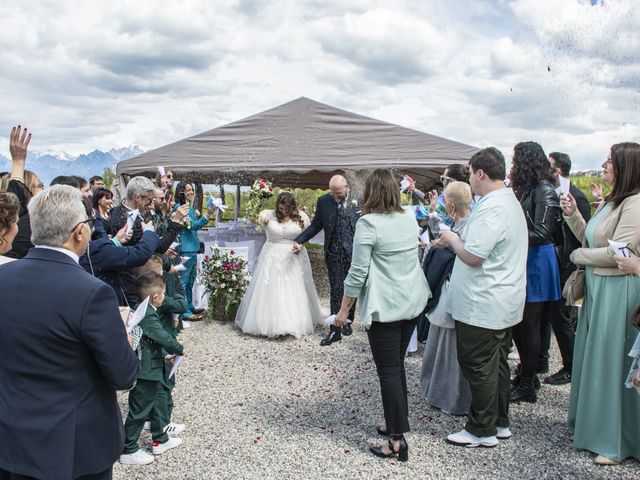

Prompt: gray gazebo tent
[{"left": 115, "top": 97, "right": 479, "bottom": 191}]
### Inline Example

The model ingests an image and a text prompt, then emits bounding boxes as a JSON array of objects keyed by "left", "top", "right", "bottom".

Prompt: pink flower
[{"left": 259, "top": 185, "right": 264, "bottom": 190}]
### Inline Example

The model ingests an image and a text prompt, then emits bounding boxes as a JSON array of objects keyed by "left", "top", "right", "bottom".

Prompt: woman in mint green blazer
[{"left": 335, "top": 169, "right": 431, "bottom": 462}]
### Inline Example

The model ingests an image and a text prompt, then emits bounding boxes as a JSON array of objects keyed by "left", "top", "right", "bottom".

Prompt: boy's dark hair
[
  {"left": 135, "top": 272, "right": 165, "bottom": 300},
  {"left": 469, "top": 147, "right": 506, "bottom": 181},
  {"left": 50, "top": 175, "right": 80, "bottom": 188},
  {"left": 71, "top": 176, "right": 88, "bottom": 189},
  {"left": 549, "top": 152, "right": 572, "bottom": 177}
]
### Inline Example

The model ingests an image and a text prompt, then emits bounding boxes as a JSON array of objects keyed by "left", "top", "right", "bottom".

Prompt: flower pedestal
[{"left": 207, "top": 295, "right": 239, "bottom": 322}]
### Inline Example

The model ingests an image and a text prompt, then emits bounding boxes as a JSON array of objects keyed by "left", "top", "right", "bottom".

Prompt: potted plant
[{"left": 198, "top": 245, "right": 250, "bottom": 321}]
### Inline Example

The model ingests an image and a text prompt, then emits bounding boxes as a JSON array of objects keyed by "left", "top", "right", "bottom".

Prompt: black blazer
[
  {"left": 0, "top": 248, "right": 140, "bottom": 480},
  {"left": 295, "top": 193, "right": 359, "bottom": 257},
  {"left": 557, "top": 183, "right": 591, "bottom": 279}
]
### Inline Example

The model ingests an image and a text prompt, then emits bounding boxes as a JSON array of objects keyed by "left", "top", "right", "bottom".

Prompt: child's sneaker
[
  {"left": 143, "top": 421, "right": 151, "bottom": 431},
  {"left": 120, "top": 449, "right": 155, "bottom": 465},
  {"left": 152, "top": 437, "right": 183, "bottom": 455},
  {"left": 163, "top": 422, "right": 185, "bottom": 435}
]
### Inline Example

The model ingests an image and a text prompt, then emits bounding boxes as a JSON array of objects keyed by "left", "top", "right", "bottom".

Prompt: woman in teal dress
[
  {"left": 174, "top": 182, "right": 216, "bottom": 321},
  {"left": 561, "top": 142, "right": 640, "bottom": 465}
]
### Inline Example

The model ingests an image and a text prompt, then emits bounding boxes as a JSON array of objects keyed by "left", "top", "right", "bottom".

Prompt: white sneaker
[
  {"left": 496, "top": 427, "right": 512, "bottom": 439},
  {"left": 120, "top": 449, "right": 155, "bottom": 465},
  {"left": 163, "top": 422, "right": 185, "bottom": 435},
  {"left": 447, "top": 429, "right": 498, "bottom": 448},
  {"left": 142, "top": 421, "right": 150, "bottom": 431},
  {"left": 182, "top": 321, "right": 191, "bottom": 329},
  {"left": 152, "top": 437, "right": 183, "bottom": 455}
]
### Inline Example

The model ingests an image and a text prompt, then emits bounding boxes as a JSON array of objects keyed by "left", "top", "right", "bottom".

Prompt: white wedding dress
[{"left": 235, "top": 210, "right": 327, "bottom": 338}]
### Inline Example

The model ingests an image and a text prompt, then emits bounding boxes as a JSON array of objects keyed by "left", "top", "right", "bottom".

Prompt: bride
[{"left": 235, "top": 192, "right": 327, "bottom": 338}]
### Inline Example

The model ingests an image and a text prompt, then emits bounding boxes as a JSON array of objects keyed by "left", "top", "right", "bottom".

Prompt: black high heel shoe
[
  {"left": 369, "top": 435, "right": 408, "bottom": 462},
  {"left": 376, "top": 425, "right": 389, "bottom": 437}
]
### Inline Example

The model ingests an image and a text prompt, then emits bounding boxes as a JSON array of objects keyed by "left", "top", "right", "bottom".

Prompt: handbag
[
  {"left": 631, "top": 304, "right": 640, "bottom": 331},
  {"left": 562, "top": 267, "right": 585, "bottom": 306}
]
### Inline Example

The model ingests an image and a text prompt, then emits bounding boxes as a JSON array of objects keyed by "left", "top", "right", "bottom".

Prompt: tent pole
[{"left": 234, "top": 184, "right": 241, "bottom": 220}]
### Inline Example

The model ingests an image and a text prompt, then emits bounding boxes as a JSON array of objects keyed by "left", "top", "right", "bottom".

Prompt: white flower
[{"left": 220, "top": 283, "right": 226, "bottom": 288}]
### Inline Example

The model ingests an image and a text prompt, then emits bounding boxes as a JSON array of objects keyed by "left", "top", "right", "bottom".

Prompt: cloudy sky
[{"left": 0, "top": 0, "right": 637, "bottom": 170}]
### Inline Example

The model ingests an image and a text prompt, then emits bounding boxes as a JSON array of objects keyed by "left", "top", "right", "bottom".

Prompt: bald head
[
  {"left": 329, "top": 175, "right": 349, "bottom": 203},
  {"left": 329, "top": 175, "right": 348, "bottom": 189}
]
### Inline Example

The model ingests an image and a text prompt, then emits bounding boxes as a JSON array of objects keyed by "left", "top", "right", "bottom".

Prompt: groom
[{"left": 293, "top": 175, "right": 359, "bottom": 346}]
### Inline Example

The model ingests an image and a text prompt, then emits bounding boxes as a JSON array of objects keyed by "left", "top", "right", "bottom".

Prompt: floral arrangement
[
  {"left": 198, "top": 245, "right": 250, "bottom": 320},
  {"left": 180, "top": 216, "right": 192, "bottom": 229},
  {"left": 245, "top": 177, "right": 274, "bottom": 227}
]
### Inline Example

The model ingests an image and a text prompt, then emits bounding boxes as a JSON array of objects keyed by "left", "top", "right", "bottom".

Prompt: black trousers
[
  {"left": 326, "top": 250, "right": 356, "bottom": 332},
  {"left": 512, "top": 301, "right": 558, "bottom": 379},
  {"left": 456, "top": 321, "right": 512, "bottom": 437},
  {"left": 367, "top": 318, "right": 417, "bottom": 435},
  {"left": 0, "top": 468, "right": 112, "bottom": 480},
  {"left": 539, "top": 299, "right": 576, "bottom": 372}
]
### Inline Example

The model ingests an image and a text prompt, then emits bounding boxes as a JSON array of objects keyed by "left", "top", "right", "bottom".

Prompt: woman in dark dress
[
  {"left": 5, "top": 126, "right": 43, "bottom": 259},
  {"left": 508, "top": 141, "right": 562, "bottom": 402}
]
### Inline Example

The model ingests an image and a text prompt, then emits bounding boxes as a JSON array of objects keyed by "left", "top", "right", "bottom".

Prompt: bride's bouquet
[
  {"left": 198, "top": 245, "right": 250, "bottom": 321},
  {"left": 245, "top": 177, "right": 274, "bottom": 228}
]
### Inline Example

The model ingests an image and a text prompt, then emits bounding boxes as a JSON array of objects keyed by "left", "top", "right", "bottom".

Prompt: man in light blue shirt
[{"left": 440, "top": 147, "right": 527, "bottom": 448}]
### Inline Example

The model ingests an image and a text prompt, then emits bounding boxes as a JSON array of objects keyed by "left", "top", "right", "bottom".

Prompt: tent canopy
[{"left": 116, "top": 97, "right": 479, "bottom": 189}]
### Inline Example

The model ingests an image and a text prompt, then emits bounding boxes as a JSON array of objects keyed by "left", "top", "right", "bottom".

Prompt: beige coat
[{"left": 564, "top": 192, "right": 640, "bottom": 276}]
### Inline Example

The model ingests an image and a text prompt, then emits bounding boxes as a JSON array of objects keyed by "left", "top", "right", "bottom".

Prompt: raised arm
[
  {"left": 9, "top": 125, "right": 30, "bottom": 182},
  {"left": 570, "top": 195, "right": 640, "bottom": 267}
]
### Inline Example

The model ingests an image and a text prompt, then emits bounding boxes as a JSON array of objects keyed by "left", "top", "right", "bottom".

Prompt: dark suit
[
  {"left": 295, "top": 194, "right": 360, "bottom": 329},
  {"left": 540, "top": 183, "right": 591, "bottom": 373},
  {"left": 0, "top": 248, "right": 140, "bottom": 480}
]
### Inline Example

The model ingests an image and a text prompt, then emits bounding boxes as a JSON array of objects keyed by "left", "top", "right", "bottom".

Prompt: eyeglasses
[
  {"left": 440, "top": 175, "right": 454, "bottom": 183},
  {"left": 70, "top": 217, "right": 95, "bottom": 233}
]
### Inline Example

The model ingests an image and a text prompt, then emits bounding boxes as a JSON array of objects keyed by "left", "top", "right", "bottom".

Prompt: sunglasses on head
[{"left": 70, "top": 217, "right": 95, "bottom": 233}]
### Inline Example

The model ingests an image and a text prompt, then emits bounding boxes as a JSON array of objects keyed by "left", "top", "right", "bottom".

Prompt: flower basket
[
  {"left": 198, "top": 245, "right": 250, "bottom": 323},
  {"left": 208, "top": 294, "right": 239, "bottom": 322}
]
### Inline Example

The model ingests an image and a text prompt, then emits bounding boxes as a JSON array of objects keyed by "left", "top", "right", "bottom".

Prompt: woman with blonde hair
[
  {"left": 335, "top": 169, "right": 430, "bottom": 462},
  {"left": 420, "top": 181, "right": 473, "bottom": 415}
]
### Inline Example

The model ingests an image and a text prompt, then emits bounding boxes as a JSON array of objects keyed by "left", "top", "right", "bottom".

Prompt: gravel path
[{"left": 114, "top": 312, "right": 638, "bottom": 480}]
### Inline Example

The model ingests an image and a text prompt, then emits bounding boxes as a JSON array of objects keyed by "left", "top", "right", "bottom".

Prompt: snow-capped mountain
[{"left": 0, "top": 146, "right": 144, "bottom": 185}]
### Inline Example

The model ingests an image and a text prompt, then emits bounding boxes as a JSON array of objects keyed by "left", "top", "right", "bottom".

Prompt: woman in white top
[{"left": 235, "top": 192, "right": 326, "bottom": 338}]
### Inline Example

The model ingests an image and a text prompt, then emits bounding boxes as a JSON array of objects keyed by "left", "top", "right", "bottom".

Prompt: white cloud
[{"left": 0, "top": 0, "right": 636, "bottom": 170}]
